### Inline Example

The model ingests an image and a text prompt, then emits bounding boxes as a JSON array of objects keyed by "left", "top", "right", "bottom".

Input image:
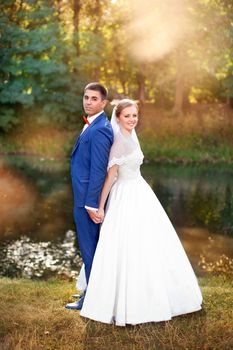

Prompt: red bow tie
[{"left": 82, "top": 115, "right": 90, "bottom": 125}]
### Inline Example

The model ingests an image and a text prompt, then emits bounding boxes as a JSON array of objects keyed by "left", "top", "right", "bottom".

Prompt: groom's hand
[
  {"left": 97, "top": 208, "right": 104, "bottom": 222},
  {"left": 86, "top": 209, "right": 102, "bottom": 224}
]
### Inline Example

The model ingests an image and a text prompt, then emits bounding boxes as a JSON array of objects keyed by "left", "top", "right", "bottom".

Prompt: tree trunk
[
  {"left": 227, "top": 96, "right": 233, "bottom": 108},
  {"left": 113, "top": 43, "right": 127, "bottom": 96},
  {"left": 73, "top": 0, "right": 81, "bottom": 57},
  {"left": 92, "top": 0, "right": 102, "bottom": 80},
  {"left": 173, "top": 57, "right": 184, "bottom": 115},
  {"left": 137, "top": 68, "right": 146, "bottom": 104},
  {"left": 173, "top": 48, "right": 189, "bottom": 115}
]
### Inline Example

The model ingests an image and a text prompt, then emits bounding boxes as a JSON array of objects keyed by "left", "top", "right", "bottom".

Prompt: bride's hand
[{"left": 98, "top": 208, "right": 105, "bottom": 222}]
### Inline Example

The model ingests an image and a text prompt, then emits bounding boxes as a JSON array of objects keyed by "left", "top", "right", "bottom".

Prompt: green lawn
[
  {"left": 0, "top": 276, "right": 232, "bottom": 350},
  {"left": 1, "top": 106, "right": 233, "bottom": 164}
]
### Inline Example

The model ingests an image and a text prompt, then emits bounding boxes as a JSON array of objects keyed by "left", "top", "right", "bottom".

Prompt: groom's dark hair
[{"left": 84, "top": 82, "right": 108, "bottom": 100}]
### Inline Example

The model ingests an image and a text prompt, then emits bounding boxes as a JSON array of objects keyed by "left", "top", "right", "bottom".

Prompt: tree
[
  {"left": 1, "top": 0, "right": 232, "bottom": 133},
  {"left": 0, "top": 0, "right": 84, "bottom": 132}
]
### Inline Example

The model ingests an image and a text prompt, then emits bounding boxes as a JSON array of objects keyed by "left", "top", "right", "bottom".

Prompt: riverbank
[
  {"left": 0, "top": 104, "right": 233, "bottom": 164},
  {"left": 0, "top": 276, "right": 232, "bottom": 350},
  {"left": 139, "top": 103, "right": 233, "bottom": 164}
]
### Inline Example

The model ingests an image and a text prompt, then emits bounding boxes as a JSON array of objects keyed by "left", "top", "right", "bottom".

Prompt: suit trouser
[{"left": 74, "top": 207, "right": 100, "bottom": 284}]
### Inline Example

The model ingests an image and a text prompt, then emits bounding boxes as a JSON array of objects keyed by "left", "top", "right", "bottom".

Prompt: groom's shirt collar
[{"left": 87, "top": 110, "right": 104, "bottom": 124}]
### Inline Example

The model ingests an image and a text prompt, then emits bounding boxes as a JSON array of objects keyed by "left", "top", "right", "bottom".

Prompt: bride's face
[{"left": 118, "top": 105, "right": 138, "bottom": 133}]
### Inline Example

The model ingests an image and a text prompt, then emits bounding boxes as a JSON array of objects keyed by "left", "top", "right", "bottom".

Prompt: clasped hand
[{"left": 86, "top": 208, "right": 105, "bottom": 224}]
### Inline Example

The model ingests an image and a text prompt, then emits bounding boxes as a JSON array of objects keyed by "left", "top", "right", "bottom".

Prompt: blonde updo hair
[{"left": 115, "top": 99, "right": 138, "bottom": 119}]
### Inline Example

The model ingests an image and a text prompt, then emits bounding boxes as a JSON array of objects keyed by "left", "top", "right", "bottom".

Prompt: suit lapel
[{"left": 71, "top": 112, "right": 106, "bottom": 156}]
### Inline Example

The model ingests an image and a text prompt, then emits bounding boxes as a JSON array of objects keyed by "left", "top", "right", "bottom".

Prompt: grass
[
  {"left": 139, "top": 103, "right": 233, "bottom": 164},
  {"left": 0, "top": 276, "right": 233, "bottom": 349},
  {"left": 0, "top": 103, "right": 233, "bottom": 163},
  {"left": 140, "top": 134, "right": 233, "bottom": 164},
  {"left": 0, "top": 126, "right": 75, "bottom": 158}
]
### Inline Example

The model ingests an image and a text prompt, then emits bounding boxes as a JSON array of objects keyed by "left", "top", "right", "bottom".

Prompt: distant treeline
[{"left": 0, "top": 0, "right": 232, "bottom": 132}]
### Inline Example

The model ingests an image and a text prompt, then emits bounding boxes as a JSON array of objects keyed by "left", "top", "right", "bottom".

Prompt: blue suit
[{"left": 71, "top": 112, "right": 113, "bottom": 283}]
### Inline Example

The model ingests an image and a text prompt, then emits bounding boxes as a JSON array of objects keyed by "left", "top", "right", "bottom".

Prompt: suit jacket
[{"left": 71, "top": 112, "right": 113, "bottom": 208}]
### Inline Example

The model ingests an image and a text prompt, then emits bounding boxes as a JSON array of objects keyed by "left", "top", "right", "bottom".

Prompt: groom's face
[{"left": 83, "top": 89, "right": 107, "bottom": 117}]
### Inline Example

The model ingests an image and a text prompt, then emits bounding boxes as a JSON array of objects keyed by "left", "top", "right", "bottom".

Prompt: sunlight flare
[{"left": 126, "top": 0, "right": 194, "bottom": 61}]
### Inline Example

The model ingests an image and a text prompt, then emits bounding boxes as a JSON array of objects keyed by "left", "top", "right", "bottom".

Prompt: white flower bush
[{"left": 0, "top": 230, "right": 82, "bottom": 279}]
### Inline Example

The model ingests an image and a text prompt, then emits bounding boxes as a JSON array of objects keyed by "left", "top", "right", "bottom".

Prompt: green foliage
[
  {"left": 0, "top": 106, "right": 19, "bottom": 132},
  {"left": 0, "top": 0, "right": 84, "bottom": 132},
  {"left": 0, "top": 0, "right": 233, "bottom": 134}
]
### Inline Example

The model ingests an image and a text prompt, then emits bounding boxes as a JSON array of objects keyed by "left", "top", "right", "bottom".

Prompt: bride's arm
[{"left": 98, "top": 164, "right": 119, "bottom": 220}]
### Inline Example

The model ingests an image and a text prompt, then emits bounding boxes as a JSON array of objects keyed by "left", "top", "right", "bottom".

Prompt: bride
[{"left": 80, "top": 99, "right": 202, "bottom": 326}]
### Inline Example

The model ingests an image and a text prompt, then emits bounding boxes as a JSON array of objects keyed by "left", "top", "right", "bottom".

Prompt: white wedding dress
[{"left": 80, "top": 137, "right": 202, "bottom": 326}]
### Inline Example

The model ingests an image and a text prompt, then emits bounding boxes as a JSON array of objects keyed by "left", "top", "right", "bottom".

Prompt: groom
[{"left": 65, "top": 82, "right": 113, "bottom": 310}]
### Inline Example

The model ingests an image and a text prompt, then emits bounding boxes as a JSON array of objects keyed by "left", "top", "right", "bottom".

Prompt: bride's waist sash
[{"left": 117, "top": 171, "right": 142, "bottom": 181}]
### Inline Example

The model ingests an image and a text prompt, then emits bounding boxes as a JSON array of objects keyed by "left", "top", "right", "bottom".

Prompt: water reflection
[
  {"left": 0, "top": 156, "right": 233, "bottom": 278},
  {"left": 144, "top": 164, "right": 233, "bottom": 235},
  {"left": 0, "top": 164, "right": 37, "bottom": 236},
  {"left": 0, "top": 156, "right": 74, "bottom": 241},
  {"left": 177, "top": 227, "right": 233, "bottom": 275}
]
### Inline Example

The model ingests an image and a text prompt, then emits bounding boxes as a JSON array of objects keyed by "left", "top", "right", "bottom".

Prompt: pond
[{"left": 0, "top": 155, "right": 233, "bottom": 279}]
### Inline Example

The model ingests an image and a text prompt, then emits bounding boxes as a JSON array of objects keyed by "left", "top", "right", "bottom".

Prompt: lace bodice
[{"left": 108, "top": 146, "right": 144, "bottom": 180}]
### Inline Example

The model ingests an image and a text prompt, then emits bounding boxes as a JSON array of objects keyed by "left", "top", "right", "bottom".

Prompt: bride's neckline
[{"left": 119, "top": 127, "right": 133, "bottom": 137}]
